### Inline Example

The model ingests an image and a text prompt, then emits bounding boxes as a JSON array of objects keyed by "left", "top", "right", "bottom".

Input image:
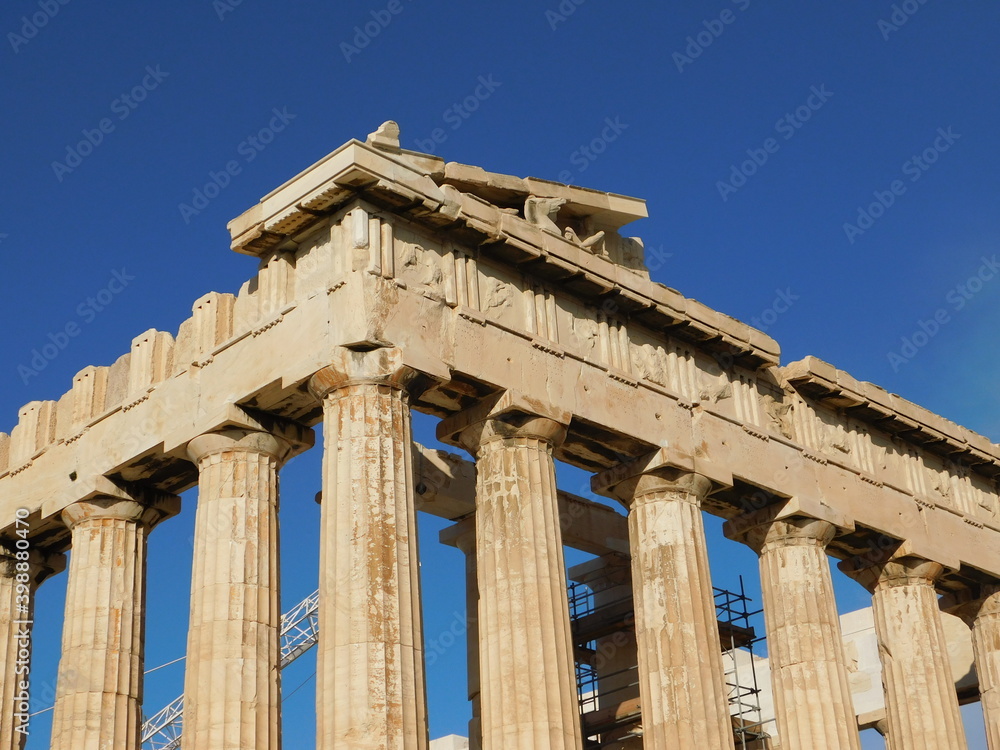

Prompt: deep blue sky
[{"left": 2, "top": 1, "right": 998, "bottom": 748}]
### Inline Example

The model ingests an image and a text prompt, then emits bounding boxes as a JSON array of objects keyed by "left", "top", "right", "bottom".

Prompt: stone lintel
[
  {"left": 324, "top": 440, "right": 629, "bottom": 555},
  {"left": 435, "top": 390, "right": 572, "bottom": 448},
  {"left": 163, "top": 403, "right": 314, "bottom": 459},
  {"left": 892, "top": 538, "right": 961, "bottom": 576},
  {"left": 441, "top": 509, "right": 629, "bottom": 562},
  {"left": 590, "top": 446, "right": 733, "bottom": 505},
  {"left": 40, "top": 474, "right": 180, "bottom": 523},
  {"left": 839, "top": 530, "right": 963, "bottom": 588},
  {"left": 396, "top": 346, "right": 451, "bottom": 392},
  {"left": 60, "top": 490, "right": 180, "bottom": 531},
  {"left": 941, "top": 581, "right": 1000, "bottom": 625},
  {"left": 308, "top": 345, "right": 448, "bottom": 400},
  {"left": 857, "top": 709, "right": 888, "bottom": 732},
  {"left": 436, "top": 487, "right": 629, "bottom": 557},
  {"left": 567, "top": 552, "right": 631, "bottom": 588},
  {"left": 413, "top": 444, "right": 478, "bottom": 519},
  {"left": 839, "top": 543, "right": 955, "bottom": 593},
  {"left": 723, "top": 495, "right": 854, "bottom": 547},
  {"left": 557, "top": 492, "right": 630, "bottom": 556}
]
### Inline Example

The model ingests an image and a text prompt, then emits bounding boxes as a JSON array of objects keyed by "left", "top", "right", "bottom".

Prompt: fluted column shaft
[
  {"left": 182, "top": 429, "right": 292, "bottom": 750},
  {"left": 309, "top": 348, "right": 428, "bottom": 750},
  {"left": 0, "top": 544, "right": 64, "bottom": 750},
  {"left": 616, "top": 472, "right": 735, "bottom": 750},
  {"left": 459, "top": 414, "right": 582, "bottom": 750},
  {"left": 49, "top": 495, "right": 176, "bottom": 750},
  {"left": 845, "top": 556, "right": 966, "bottom": 750},
  {"left": 957, "top": 584, "right": 1000, "bottom": 750},
  {"left": 738, "top": 516, "right": 861, "bottom": 750},
  {"left": 441, "top": 519, "right": 482, "bottom": 750}
]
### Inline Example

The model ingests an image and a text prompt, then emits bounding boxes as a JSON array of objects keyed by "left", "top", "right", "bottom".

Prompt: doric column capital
[
  {"left": 163, "top": 404, "right": 313, "bottom": 460},
  {"left": 458, "top": 414, "right": 567, "bottom": 455},
  {"left": 60, "top": 493, "right": 179, "bottom": 532},
  {"left": 0, "top": 544, "right": 65, "bottom": 586},
  {"left": 186, "top": 428, "right": 294, "bottom": 465},
  {"left": 840, "top": 550, "right": 945, "bottom": 594},
  {"left": 971, "top": 583, "right": 1000, "bottom": 614},
  {"left": 614, "top": 470, "right": 712, "bottom": 510},
  {"left": 439, "top": 516, "right": 476, "bottom": 556},
  {"left": 591, "top": 449, "right": 713, "bottom": 512},
  {"left": 436, "top": 390, "right": 571, "bottom": 456},
  {"left": 308, "top": 346, "right": 418, "bottom": 399},
  {"left": 759, "top": 516, "right": 837, "bottom": 551},
  {"left": 945, "top": 582, "right": 1000, "bottom": 628},
  {"left": 724, "top": 502, "right": 838, "bottom": 554}
]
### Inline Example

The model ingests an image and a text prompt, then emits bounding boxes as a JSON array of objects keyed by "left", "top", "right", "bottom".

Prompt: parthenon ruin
[{"left": 1, "top": 120, "right": 998, "bottom": 749}]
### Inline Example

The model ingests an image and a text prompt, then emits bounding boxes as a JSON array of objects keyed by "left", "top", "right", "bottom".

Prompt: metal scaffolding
[
  {"left": 569, "top": 572, "right": 770, "bottom": 749},
  {"left": 140, "top": 589, "right": 320, "bottom": 750}
]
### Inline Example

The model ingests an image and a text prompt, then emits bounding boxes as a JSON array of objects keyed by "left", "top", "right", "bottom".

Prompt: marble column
[
  {"left": 182, "top": 428, "right": 298, "bottom": 750},
  {"left": 308, "top": 347, "right": 428, "bottom": 750},
  {"left": 954, "top": 584, "right": 1000, "bottom": 750},
  {"left": 726, "top": 512, "right": 861, "bottom": 750},
  {"left": 445, "top": 404, "right": 583, "bottom": 750},
  {"left": 49, "top": 494, "right": 178, "bottom": 750},
  {"left": 440, "top": 518, "right": 482, "bottom": 750},
  {"left": 840, "top": 554, "right": 966, "bottom": 750},
  {"left": 0, "top": 544, "right": 64, "bottom": 750},
  {"left": 594, "top": 466, "right": 735, "bottom": 750}
]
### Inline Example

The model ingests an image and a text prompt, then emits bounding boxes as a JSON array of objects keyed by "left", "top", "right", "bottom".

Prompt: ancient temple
[{"left": 2, "top": 121, "right": 998, "bottom": 750}]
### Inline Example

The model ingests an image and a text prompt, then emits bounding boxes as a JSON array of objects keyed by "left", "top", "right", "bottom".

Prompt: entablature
[{"left": 2, "top": 122, "right": 997, "bottom": 588}]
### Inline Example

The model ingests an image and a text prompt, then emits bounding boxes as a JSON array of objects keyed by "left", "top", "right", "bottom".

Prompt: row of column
[{"left": 2, "top": 345, "right": 998, "bottom": 750}]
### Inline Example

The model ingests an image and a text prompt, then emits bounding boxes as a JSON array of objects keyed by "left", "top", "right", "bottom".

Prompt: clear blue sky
[{"left": 2, "top": 1, "right": 999, "bottom": 748}]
